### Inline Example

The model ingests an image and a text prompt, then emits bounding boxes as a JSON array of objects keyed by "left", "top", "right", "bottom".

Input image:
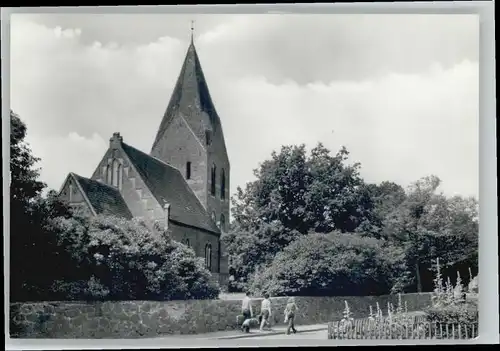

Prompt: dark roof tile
[
  {"left": 121, "top": 142, "right": 220, "bottom": 234},
  {"left": 71, "top": 173, "right": 133, "bottom": 219}
]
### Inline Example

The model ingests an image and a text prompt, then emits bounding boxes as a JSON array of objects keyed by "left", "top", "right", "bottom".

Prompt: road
[{"left": 234, "top": 329, "right": 328, "bottom": 340}]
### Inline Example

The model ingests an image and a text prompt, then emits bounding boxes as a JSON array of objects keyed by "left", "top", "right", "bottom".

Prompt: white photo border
[{"left": 2, "top": 2, "right": 497, "bottom": 349}]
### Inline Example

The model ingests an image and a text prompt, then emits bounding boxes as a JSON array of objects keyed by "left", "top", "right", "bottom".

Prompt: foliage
[
  {"left": 247, "top": 232, "right": 407, "bottom": 296},
  {"left": 50, "top": 214, "right": 220, "bottom": 300},
  {"left": 361, "top": 181, "right": 407, "bottom": 239},
  {"left": 382, "top": 176, "right": 479, "bottom": 292},
  {"left": 10, "top": 110, "right": 46, "bottom": 214},
  {"left": 227, "top": 143, "right": 377, "bottom": 287},
  {"left": 9, "top": 112, "right": 76, "bottom": 301},
  {"left": 424, "top": 257, "right": 478, "bottom": 338}
]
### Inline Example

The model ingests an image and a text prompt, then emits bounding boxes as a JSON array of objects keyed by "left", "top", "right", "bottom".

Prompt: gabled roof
[
  {"left": 69, "top": 173, "right": 133, "bottom": 219},
  {"left": 121, "top": 142, "right": 220, "bottom": 234},
  {"left": 151, "top": 40, "right": 227, "bottom": 152}
]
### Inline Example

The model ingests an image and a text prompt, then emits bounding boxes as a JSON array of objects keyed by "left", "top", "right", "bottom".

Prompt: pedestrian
[
  {"left": 260, "top": 293, "right": 272, "bottom": 331},
  {"left": 241, "top": 291, "right": 254, "bottom": 333},
  {"left": 284, "top": 297, "right": 298, "bottom": 335}
]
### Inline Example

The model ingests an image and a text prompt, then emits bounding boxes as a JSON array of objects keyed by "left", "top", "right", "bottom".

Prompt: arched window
[
  {"left": 205, "top": 243, "right": 212, "bottom": 270},
  {"left": 186, "top": 161, "right": 191, "bottom": 180},
  {"left": 117, "top": 164, "right": 122, "bottom": 190},
  {"left": 68, "top": 181, "right": 74, "bottom": 202},
  {"left": 112, "top": 160, "right": 120, "bottom": 188},
  {"left": 106, "top": 165, "right": 112, "bottom": 184},
  {"left": 211, "top": 212, "right": 216, "bottom": 223},
  {"left": 220, "top": 214, "right": 226, "bottom": 233},
  {"left": 220, "top": 168, "right": 226, "bottom": 199},
  {"left": 210, "top": 164, "right": 216, "bottom": 196},
  {"left": 183, "top": 238, "right": 190, "bottom": 247}
]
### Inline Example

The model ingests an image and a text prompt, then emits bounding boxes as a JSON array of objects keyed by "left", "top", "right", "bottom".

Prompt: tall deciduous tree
[
  {"left": 383, "top": 175, "right": 478, "bottom": 292},
  {"left": 10, "top": 110, "right": 45, "bottom": 215},
  {"left": 226, "top": 143, "right": 375, "bottom": 288},
  {"left": 9, "top": 111, "right": 75, "bottom": 301}
]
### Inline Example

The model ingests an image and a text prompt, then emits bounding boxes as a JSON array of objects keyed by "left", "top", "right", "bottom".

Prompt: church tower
[{"left": 150, "top": 29, "right": 230, "bottom": 233}]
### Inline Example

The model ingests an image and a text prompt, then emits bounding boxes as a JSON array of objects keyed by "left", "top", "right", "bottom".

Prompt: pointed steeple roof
[{"left": 151, "top": 38, "right": 224, "bottom": 151}]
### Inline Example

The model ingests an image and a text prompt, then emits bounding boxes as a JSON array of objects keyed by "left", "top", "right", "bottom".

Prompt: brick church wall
[
  {"left": 91, "top": 146, "right": 164, "bottom": 226},
  {"left": 150, "top": 115, "right": 208, "bottom": 209}
]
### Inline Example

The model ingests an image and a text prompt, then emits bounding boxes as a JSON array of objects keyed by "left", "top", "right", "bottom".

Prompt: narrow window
[
  {"left": 220, "top": 168, "right": 226, "bottom": 199},
  {"left": 186, "top": 162, "right": 191, "bottom": 180},
  {"left": 211, "top": 164, "right": 216, "bottom": 196},
  {"left": 186, "top": 238, "right": 190, "bottom": 247},
  {"left": 220, "top": 214, "right": 226, "bottom": 233},
  {"left": 211, "top": 212, "right": 216, "bottom": 223},
  {"left": 106, "top": 165, "right": 112, "bottom": 184},
  {"left": 117, "top": 164, "right": 123, "bottom": 190},
  {"left": 205, "top": 244, "right": 212, "bottom": 270},
  {"left": 112, "top": 159, "right": 120, "bottom": 187},
  {"left": 68, "top": 181, "right": 74, "bottom": 202},
  {"left": 205, "top": 130, "right": 212, "bottom": 146}
]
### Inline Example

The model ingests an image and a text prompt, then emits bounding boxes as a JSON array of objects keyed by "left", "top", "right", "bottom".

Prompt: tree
[
  {"left": 382, "top": 176, "right": 478, "bottom": 293},
  {"left": 51, "top": 214, "right": 220, "bottom": 300},
  {"left": 247, "top": 231, "right": 408, "bottom": 297},
  {"left": 9, "top": 111, "right": 76, "bottom": 301},
  {"left": 10, "top": 110, "right": 45, "bottom": 214},
  {"left": 361, "top": 181, "right": 407, "bottom": 239},
  {"left": 227, "top": 143, "right": 375, "bottom": 287}
]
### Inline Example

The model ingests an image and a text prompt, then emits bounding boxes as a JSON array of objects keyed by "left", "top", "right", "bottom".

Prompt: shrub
[
  {"left": 248, "top": 231, "right": 406, "bottom": 297},
  {"left": 51, "top": 214, "right": 220, "bottom": 300}
]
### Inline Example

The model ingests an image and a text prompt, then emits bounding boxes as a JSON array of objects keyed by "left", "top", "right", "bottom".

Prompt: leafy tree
[
  {"left": 247, "top": 232, "right": 408, "bottom": 297},
  {"left": 227, "top": 143, "right": 375, "bottom": 287},
  {"left": 10, "top": 110, "right": 45, "bottom": 213},
  {"left": 51, "top": 214, "right": 220, "bottom": 300},
  {"left": 383, "top": 176, "right": 478, "bottom": 293},
  {"left": 9, "top": 111, "right": 77, "bottom": 301},
  {"left": 361, "top": 181, "right": 407, "bottom": 238}
]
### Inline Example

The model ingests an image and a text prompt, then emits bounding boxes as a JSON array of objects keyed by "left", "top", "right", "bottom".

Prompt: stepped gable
[
  {"left": 70, "top": 173, "right": 133, "bottom": 219},
  {"left": 121, "top": 142, "right": 220, "bottom": 234}
]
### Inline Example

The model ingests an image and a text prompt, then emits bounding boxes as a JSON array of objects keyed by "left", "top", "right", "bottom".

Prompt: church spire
[{"left": 151, "top": 24, "right": 226, "bottom": 153}]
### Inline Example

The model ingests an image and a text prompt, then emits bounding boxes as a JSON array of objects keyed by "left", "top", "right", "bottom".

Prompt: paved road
[{"left": 232, "top": 329, "right": 328, "bottom": 340}]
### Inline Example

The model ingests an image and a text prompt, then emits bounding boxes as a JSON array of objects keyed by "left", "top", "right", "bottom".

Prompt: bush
[
  {"left": 51, "top": 214, "right": 220, "bottom": 300},
  {"left": 425, "top": 303, "right": 478, "bottom": 324},
  {"left": 247, "top": 231, "right": 406, "bottom": 297}
]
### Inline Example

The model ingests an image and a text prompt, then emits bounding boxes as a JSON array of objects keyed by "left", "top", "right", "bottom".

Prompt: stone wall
[{"left": 10, "top": 293, "right": 432, "bottom": 339}]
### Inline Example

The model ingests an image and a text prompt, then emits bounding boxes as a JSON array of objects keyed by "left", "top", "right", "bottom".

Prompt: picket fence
[{"left": 327, "top": 317, "right": 478, "bottom": 340}]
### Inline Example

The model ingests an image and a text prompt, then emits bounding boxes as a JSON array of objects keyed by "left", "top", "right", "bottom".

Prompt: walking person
[
  {"left": 241, "top": 292, "right": 254, "bottom": 333},
  {"left": 284, "top": 297, "right": 298, "bottom": 335},
  {"left": 260, "top": 293, "right": 272, "bottom": 331}
]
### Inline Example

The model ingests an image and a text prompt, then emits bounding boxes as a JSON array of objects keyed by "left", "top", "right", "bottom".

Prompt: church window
[
  {"left": 220, "top": 214, "right": 226, "bottom": 233},
  {"left": 205, "top": 130, "right": 212, "bottom": 146},
  {"left": 112, "top": 159, "right": 121, "bottom": 188},
  {"left": 68, "top": 181, "right": 74, "bottom": 202},
  {"left": 186, "top": 162, "right": 191, "bottom": 180},
  {"left": 106, "top": 165, "right": 112, "bottom": 184},
  {"left": 186, "top": 238, "right": 190, "bottom": 247},
  {"left": 220, "top": 168, "right": 226, "bottom": 199},
  {"left": 211, "top": 211, "right": 216, "bottom": 223},
  {"left": 211, "top": 164, "right": 216, "bottom": 196},
  {"left": 205, "top": 243, "right": 212, "bottom": 270}
]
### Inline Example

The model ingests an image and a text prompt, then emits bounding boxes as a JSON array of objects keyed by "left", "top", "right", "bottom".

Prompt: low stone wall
[{"left": 10, "top": 293, "right": 432, "bottom": 339}]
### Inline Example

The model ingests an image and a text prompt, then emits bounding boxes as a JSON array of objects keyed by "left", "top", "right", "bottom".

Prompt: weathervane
[{"left": 190, "top": 20, "right": 195, "bottom": 43}]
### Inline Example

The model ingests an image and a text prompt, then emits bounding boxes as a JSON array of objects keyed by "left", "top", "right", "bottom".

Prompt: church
[{"left": 58, "top": 33, "right": 230, "bottom": 287}]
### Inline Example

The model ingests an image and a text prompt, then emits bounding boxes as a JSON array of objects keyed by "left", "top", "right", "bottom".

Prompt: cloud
[
  {"left": 27, "top": 132, "right": 108, "bottom": 192},
  {"left": 10, "top": 14, "right": 479, "bottom": 199}
]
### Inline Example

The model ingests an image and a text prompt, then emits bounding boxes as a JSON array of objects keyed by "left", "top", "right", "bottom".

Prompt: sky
[{"left": 9, "top": 13, "right": 479, "bottom": 201}]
